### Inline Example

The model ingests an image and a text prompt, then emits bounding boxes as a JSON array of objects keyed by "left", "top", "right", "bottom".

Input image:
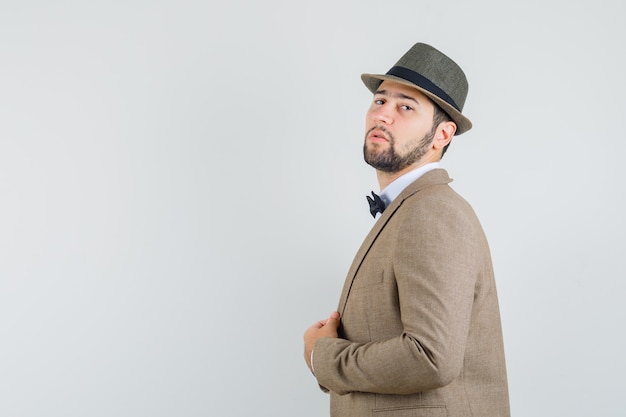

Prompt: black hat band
[{"left": 386, "top": 66, "right": 460, "bottom": 112}]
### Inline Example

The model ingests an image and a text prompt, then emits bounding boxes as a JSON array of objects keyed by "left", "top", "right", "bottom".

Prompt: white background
[{"left": 1, "top": 1, "right": 625, "bottom": 416}]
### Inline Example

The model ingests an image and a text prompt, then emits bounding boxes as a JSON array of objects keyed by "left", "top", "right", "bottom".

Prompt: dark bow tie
[{"left": 366, "top": 191, "right": 386, "bottom": 218}]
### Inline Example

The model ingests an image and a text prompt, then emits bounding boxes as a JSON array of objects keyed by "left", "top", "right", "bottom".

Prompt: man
[{"left": 303, "top": 43, "right": 510, "bottom": 416}]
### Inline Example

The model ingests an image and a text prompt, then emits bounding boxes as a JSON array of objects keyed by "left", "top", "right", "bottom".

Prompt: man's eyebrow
[{"left": 374, "top": 89, "right": 420, "bottom": 105}]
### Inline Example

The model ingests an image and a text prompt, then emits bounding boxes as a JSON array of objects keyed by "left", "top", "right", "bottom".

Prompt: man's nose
[{"left": 371, "top": 104, "right": 393, "bottom": 124}]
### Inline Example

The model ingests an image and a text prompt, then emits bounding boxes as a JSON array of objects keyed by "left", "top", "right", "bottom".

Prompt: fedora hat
[{"left": 361, "top": 42, "right": 472, "bottom": 135}]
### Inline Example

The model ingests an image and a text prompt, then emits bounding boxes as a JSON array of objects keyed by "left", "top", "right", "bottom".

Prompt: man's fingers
[{"left": 325, "top": 311, "right": 340, "bottom": 329}]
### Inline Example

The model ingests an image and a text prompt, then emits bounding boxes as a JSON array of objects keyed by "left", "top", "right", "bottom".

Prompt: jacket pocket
[{"left": 351, "top": 270, "right": 385, "bottom": 289}]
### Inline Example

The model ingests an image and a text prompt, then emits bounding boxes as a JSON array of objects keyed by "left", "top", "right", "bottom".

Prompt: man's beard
[{"left": 363, "top": 125, "right": 436, "bottom": 173}]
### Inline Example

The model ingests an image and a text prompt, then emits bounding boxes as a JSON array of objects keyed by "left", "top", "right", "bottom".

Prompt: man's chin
[{"left": 364, "top": 158, "right": 396, "bottom": 173}]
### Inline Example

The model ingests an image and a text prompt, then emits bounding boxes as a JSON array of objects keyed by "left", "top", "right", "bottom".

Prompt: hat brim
[{"left": 361, "top": 73, "right": 472, "bottom": 135}]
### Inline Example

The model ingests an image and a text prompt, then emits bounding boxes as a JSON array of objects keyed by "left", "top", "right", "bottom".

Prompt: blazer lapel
[{"left": 337, "top": 169, "right": 453, "bottom": 316}]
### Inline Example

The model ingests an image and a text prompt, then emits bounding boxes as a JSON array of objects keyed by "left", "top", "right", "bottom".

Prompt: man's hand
[{"left": 304, "top": 311, "right": 340, "bottom": 373}]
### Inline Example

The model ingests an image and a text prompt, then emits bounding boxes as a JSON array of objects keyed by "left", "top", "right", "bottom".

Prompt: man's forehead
[{"left": 375, "top": 80, "right": 431, "bottom": 103}]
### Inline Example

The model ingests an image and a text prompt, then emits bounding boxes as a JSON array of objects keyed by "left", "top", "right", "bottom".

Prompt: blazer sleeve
[{"left": 313, "top": 195, "right": 483, "bottom": 395}]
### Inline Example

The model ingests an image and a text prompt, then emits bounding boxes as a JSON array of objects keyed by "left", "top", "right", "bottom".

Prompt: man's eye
[
  {"left": 374, "top": 99, "right": 385, "bottom": 105},
  {"left": 401, "top": 105, "right": 413, "bottom": 111}
]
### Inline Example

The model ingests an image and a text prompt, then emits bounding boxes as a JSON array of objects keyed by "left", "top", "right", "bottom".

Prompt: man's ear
[{"left": 433, "top": 121, "right": 456, "bottom": 150}]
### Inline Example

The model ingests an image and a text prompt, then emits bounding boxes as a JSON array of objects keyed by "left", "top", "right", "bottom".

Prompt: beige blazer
[{"left": 313, "top": 169, "right": 510, "bottom": 417}]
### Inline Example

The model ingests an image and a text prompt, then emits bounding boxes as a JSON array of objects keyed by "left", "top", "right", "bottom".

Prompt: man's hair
[{"left": 432, "top": 104, "right": 453, "bottom": 158}]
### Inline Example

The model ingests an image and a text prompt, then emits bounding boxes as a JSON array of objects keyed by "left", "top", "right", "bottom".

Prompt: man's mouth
[{"left": 368, "top": 128, "right": 390, "bottom": 143}]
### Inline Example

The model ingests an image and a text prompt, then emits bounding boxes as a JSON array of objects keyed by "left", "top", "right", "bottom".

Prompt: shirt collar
[{"left": 378, "top": 162, "right": 441, "bottom": 208}]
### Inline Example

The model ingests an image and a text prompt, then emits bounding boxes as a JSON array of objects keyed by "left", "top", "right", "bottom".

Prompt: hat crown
[{"left": 393, "top": 43, "right": 468, "bottom": 111}]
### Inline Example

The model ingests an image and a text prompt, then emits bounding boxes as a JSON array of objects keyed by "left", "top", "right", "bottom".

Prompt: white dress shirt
[{"left": 375, "top": 162, "right": 441, "bottom": 219}]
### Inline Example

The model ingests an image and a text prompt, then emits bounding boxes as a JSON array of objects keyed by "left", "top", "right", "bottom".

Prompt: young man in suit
[{"left": 304, "top": 43, "right": 510, "bottom": 417}]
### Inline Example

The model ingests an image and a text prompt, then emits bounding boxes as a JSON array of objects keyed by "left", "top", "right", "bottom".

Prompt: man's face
[{"left": 364, "top": 81, "right": 437, "bottom": 173}]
